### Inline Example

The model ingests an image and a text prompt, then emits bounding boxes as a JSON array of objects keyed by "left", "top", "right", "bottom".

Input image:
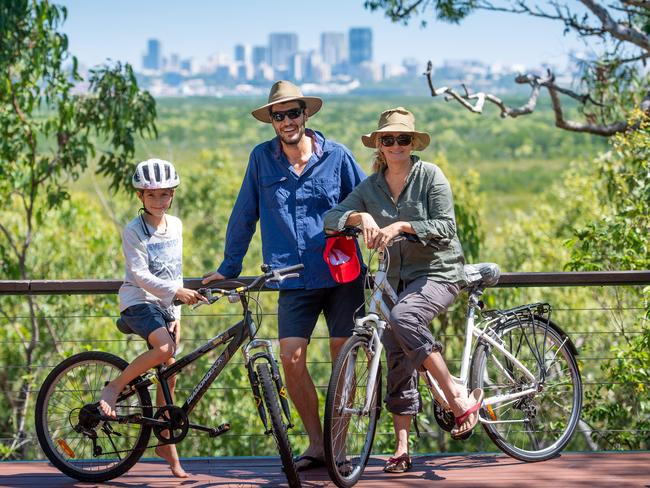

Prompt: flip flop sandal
[
  {"left": 383, "top": 453, "right": 412, "bottom": 473},
  {"left": 293, "top": 455, "right": 325, "bottom": 471},
  {"left": 451, "top": 388, "right": 484, "bottom": 439}
]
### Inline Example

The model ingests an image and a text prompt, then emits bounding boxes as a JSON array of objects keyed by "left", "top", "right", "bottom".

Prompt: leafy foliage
[
  {"left": 567, "top": 112, "right": 650, "bottom": 449},
  {"left": 0, "top": 0, "right": 155, "bottom": 458}
]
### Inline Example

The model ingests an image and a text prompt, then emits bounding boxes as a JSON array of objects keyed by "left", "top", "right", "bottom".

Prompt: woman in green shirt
[{"left": 324, "top": 107, "right": 483, "bottom": 473}]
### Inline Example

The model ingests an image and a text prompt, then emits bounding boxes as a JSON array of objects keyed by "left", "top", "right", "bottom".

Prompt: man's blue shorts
[
  {"left": 120, "top": 303, "right": 172, "bottom": 341},
  {"left": 277, "top": 275, "right": 365, "bottom": 340}
]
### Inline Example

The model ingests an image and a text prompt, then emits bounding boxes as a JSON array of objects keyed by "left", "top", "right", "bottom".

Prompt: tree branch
[
  {"left": 580, "top": 0, "right": 650, "bottom": 51},
  {"left": 424, "top": 61, "right": 650, "bottom": 136}
]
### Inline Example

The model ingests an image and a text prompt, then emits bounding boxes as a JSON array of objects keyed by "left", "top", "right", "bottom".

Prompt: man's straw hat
[{"left": 251, "top": 80, "right": 323, "bottom": 123}]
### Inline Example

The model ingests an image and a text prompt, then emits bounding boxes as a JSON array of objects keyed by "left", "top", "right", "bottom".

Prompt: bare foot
[
  {"left": 155, "top": 445, "right": 189, "bottom": 478},
  {"left": 451, "top": 388, "right": 484, "bottom": 438},
  {"left": 98, "top": 385, "right": 120, "bottom": 418}
]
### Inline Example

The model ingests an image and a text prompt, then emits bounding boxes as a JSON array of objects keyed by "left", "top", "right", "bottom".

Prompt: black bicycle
[{"left": 35, "top": 264, "right": 303, "bottom": 487}]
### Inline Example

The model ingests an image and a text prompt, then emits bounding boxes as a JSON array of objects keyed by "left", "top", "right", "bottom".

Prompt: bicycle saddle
[{"left": 464, "top": 263, "right": 501, "bottom": 289}]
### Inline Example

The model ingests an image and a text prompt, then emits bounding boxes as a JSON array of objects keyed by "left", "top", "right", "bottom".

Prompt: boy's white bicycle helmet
[{"left": 132, "top": 159, "right": 180, "bottom": 190}]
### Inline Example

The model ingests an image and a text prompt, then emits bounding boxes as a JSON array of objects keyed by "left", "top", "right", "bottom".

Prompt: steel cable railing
[{"left": 0, "top": 271, "right": 648, "bottom": 459}]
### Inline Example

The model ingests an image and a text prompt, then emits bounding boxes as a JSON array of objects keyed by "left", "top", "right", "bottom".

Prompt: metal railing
[{"left": 0, "top": 270, "right": 648, "bottom": 459}]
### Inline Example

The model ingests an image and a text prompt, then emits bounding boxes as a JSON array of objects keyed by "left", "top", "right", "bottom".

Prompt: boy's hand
[
  {"left": 202, "top": 270, "right": 225, "bottom": 285},
  {"left": 168, "top": 320, "right": 181, "bottom": 345},
  {"left": 174, "top": 287, "right": 208, "bottom": 305}
]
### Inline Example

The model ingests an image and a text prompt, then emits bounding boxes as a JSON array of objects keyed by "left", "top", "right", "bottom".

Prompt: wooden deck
[{"left": 0, "top": 452, "right": 648, "bottom": 487}]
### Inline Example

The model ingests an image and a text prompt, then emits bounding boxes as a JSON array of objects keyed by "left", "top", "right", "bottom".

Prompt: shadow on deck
[{"left": 1, "top": 451, "right": 649, "bottom": 487}]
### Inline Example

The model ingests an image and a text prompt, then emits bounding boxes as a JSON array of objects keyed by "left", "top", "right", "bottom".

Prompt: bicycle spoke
[{"left": 471, "top": 316, "right": 582, "bottom": 461}]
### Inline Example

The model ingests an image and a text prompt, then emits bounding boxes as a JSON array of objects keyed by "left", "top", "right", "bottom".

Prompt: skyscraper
[
  {"left": 321, "top": 32, "right": 347, "bottom": 67},
  {"left": 252, "top": 46, "right": 268, "bottom": 67},
  {"left": 269, "top": 33, "right": 298, "bottom": 71},
  {"left": 235, "top": 44, "right": 251, "bottom": 64},
  {"left": 349, "top": 28, "right": 372, "bottom": 66},
  {"left": 142, "top": 39, "right": 161, "bottom": 71}
]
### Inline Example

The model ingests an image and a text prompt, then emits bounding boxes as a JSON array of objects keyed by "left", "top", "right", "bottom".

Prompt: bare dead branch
[
  {"left": 424, "top": 60, "right": 650, "bottom": 136},
  {"left": 581, "top": 0, "right": 650, "bottom": 52}
]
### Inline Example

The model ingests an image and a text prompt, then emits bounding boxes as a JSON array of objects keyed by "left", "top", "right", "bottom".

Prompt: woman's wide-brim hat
[
  {"left": 251, "top": 80, "right": 323, "bottom": 123},
  {"left": 361, "top": 107, "right": 430, "bottom": 151}
]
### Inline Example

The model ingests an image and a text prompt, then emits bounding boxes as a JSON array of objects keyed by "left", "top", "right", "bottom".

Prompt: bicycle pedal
[{"left": 208, "top": 423, "right": 230, "bottom": 438}]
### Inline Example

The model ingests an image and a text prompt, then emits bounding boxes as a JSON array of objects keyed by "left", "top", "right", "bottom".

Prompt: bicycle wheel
[
  {"left": 469, "top": 317, "right": 582, "bottom": 461},
  {"left": 256, "top": 362, "right": 300, "bottom": 488},
  {"left": 35, "top": 351, "right": 153, "bottom": 482},
  {"left": 324, "top": 335, "right": 381, "bottom": 488}
]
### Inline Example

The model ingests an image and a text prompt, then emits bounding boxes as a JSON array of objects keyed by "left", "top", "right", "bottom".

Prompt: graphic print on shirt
[{"left": 147, "top": 238, "right": 182, "bottom": 281}]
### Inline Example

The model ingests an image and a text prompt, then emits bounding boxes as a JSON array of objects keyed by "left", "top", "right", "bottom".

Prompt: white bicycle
[{"left": 323, "top": 227, "right": 583, "bottom": 488}]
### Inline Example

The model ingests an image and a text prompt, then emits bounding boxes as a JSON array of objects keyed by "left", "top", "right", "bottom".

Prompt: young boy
[{"left": 99, "top": 158, "right": 206, "bottom": 478}]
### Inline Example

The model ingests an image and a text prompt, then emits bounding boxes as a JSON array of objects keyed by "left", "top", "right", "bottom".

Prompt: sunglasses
[
  {"left": 379, "top": 134, "right": 413, "bottom": 146},
  {"left": 270, "top": 108, "right": 303, "bottom": 122}
]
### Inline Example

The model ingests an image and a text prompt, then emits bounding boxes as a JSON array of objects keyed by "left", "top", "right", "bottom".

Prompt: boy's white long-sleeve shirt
[{"left": 118, "top": 214, "right": 183, "bottom": 318}]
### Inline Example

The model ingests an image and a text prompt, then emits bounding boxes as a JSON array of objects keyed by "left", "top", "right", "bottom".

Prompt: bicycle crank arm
[{"left": 189, "top": 422, "right": 231, "bottom": 437}]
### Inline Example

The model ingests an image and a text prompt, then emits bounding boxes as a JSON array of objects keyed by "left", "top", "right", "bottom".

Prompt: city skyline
[{"left": 58, "top": 0, "right": 587, "bottom": 71}]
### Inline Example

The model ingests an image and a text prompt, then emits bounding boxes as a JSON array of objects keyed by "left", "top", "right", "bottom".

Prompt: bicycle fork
[{"left": 244, "top": 339, "right": 294, "bottom": 431}]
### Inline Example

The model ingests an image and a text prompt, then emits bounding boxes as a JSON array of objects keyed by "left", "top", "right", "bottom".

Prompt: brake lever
[{"left": 268, "top": 271, "right": 300, "bottom": 283}]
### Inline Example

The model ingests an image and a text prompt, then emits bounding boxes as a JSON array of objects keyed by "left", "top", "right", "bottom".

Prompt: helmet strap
[{"left": 138, "top": 207, "right": 152, "bottom": 238}]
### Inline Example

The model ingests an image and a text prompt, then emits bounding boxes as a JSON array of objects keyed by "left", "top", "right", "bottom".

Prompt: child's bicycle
[
  {"left": 323, "top": 227, "right": 582, "bottom": 488},
  {"left": 35, "top": 264, "right": 304, "bottom": 487}
]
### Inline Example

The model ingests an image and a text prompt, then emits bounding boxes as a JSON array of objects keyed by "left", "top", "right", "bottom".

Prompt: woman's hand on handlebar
[
  {"left": 174, "top": 287, "right": 209, "bottom": 305},
  {"left": 348, "top": 212, "right": 383, "bottom": 249},
  {"left": 372, "top": 222, "right": 406, "bottom": 250},
  {"left": 201, "top": 270, "right": 225, "bottom": 285}
]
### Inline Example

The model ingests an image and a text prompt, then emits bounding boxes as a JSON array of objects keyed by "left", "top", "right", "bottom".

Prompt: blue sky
[{"left": 58, "top": 0, "right": 585, "bottom": 69}]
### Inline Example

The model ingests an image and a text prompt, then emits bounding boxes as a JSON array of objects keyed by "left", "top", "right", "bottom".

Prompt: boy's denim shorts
[{"left": 120, "top": 303, "right": 173, "bottom": 341}]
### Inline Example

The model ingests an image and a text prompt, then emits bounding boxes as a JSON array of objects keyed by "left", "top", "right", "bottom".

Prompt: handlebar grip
[{"left": 275, "top": 264, "right": 305, "bottom": 274}]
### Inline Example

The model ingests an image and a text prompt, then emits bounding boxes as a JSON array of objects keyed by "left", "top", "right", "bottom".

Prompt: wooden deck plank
[{"left": 0, "top": 452, "right": 648, "bottom": 487}]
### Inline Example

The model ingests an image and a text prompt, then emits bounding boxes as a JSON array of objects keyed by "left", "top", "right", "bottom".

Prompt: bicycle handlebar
[
  {"left": 327, "top": 226, "right": 420, "bottom": 244},
  {"left": 173, "top": 263, "right": 305, "bottom": 307}
]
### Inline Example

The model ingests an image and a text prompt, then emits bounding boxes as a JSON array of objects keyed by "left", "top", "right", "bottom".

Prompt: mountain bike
[
  {"left": 35, "top": 264, "right": 304, "bottom": 487},
  {"left": 323, "top": 227, "right": 582, "bottom": 488}
]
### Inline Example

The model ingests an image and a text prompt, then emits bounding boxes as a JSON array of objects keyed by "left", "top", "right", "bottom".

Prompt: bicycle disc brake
[{"left": 152, "top": 405, "right": 189, "bottom": 444}]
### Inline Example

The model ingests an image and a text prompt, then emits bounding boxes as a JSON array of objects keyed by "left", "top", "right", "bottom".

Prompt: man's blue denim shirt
[{"left": 218, "top": 129, "right": 366, "bottom": 289}]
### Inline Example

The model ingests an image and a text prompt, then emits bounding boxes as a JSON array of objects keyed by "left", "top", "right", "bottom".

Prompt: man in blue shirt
[{"left": 203, "top": 80, "right": 366, "bottom": 470}]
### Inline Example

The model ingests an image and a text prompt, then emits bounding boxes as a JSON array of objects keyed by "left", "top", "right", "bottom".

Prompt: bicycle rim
[
  {"left": 256, "top": 363, "right": 300, "bottom": 488},
  {"left": 324, "top": 335, "right": 381, "bottom": 488},
  {"left": 470, "top": 318, "right": 582, "bottom": 461},
  {"left": 35, "top": 351, "right": 152, "bottom": 482}
]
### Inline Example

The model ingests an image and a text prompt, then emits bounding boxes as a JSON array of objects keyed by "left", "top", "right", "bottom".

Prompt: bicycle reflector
[{"left": 323, "top": 236, "right": 360, "bottom": 283}]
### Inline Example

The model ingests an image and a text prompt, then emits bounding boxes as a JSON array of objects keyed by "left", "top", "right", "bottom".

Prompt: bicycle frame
[
  {"left": 118, "top": 295, "right": 292, "bottom": 431},
  {"left": 355, "top": 248, "right": 541, "bottom": 424}
]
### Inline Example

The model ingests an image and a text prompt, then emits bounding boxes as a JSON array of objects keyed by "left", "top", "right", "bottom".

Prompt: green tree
[
  {"left": 364, "top": 1, "right": 650, "bottom": 136},
  {"left": 0, "top": 0, "right": 156, "bottom": 457},
  {"left": 567, "top": 111, "right": 650, "bottom": 449}
]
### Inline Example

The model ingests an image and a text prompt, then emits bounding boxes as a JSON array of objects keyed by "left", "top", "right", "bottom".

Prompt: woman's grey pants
[{"left": 382, "top": 276, "right": 460, "bottom": 416}]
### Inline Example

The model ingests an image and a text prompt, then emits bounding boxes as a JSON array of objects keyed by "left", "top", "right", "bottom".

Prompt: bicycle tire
[
  {"left": 35, "top": 351, "right": 153, "bottom": 482},
  {"left": 324, "top": 335, "right": 382, "bottom": 488},
  {"left": 469, "top": 317, "right": 582, "bottom": 461},
  {"left": 256, "top": 362, "right": 301, "bottom": 488}
]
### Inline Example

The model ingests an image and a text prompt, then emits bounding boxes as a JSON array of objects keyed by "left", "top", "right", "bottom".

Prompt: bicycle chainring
[
  {"left": 152, "top": 405, "right": 189, "bottom": 444},
  {"left": 433, "top": 399, "right": 455, "bottom": 432}
]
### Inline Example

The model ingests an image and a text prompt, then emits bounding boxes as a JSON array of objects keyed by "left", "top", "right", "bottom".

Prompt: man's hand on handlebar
[
  {"left": 202, "top": 270, "right": 225, "bottom": 285},
  {"left": 174, "top": 287, "right": 209, "bottom": 305}
]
